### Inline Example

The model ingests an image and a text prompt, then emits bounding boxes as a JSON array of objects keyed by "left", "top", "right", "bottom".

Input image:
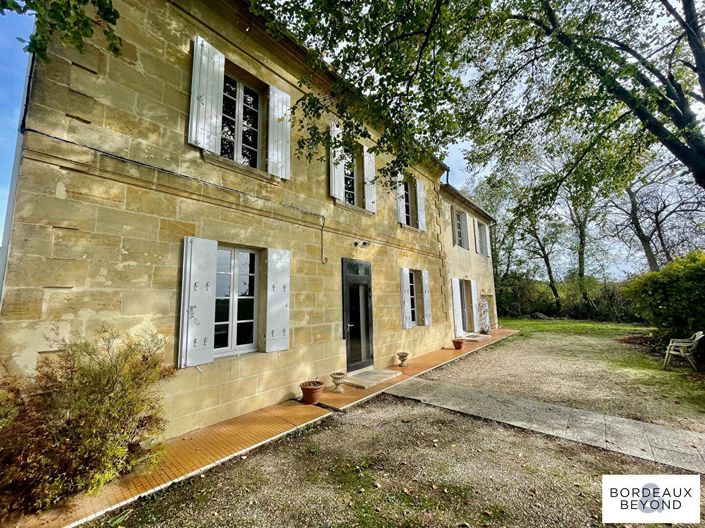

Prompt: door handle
[{"left": 347, "top": 323, "right": 355, "bottom": 328}]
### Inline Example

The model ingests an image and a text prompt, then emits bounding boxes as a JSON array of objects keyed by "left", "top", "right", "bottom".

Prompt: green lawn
[{"left": 500, "top": 317, "right": 651, "bottom": 338}]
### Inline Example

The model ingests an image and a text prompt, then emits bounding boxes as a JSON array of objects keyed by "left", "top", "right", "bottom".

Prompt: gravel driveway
[
  {"left": 90, "top": 396, "right": 701, "bottom": 528},
  {"left": 423, "top": 332, "right": 705, "bottom": 433}
]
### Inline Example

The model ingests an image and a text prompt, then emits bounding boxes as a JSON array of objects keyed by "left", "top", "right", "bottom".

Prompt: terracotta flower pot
[
  {"left": 451, "top": 339, "right": 464, "bottom": 350},
  {"left": 300, "top": 380, "right": 325, "bottom": 405}
]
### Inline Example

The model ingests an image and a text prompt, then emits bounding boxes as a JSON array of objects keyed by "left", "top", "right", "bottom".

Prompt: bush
[
  {"left": 559, "top": 274, "right": 637, "bottom": 322},
  {"left": 625, "top": 250, "right": 705, "bottom": 341},
  {"left": 0, "top": 326, "right": 174, "bottom": 517},
  {"left": 496, "top": 271, "right": 557, "bottom": 317}
]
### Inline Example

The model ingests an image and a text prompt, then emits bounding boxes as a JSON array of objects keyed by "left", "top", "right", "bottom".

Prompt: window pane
[
  {"left": 238, "top": 275, "right": 253, "bottom": 296},
  {"left": 224, "top": 76, "right": 237, "bottom": 99},
  {"left": 222, "top": 118, "right": 237, "bottom": 142},
  {"left": 216, "top": 274, "right": 231, "bottom": 297},
  {"left": 222, "top": 95, "right": 237, "bottom": 119},
  {"left": 214, "top": 324, "right": 229, "bottom": 348},
  {"left": 237, "top": 298, "right": 255, "bottom": 321},
  {"left": 242, "top": 127, "right": 259, "bottom": 149},
  {"left": 238, "top": 252, "right": 256, "bottom": 274},
  {"left": 243, "top": 86, "right": 259, "bottom": 109},
  {"left": 236, "top": 322, "right": 254, "bottom": 346},
  {"left": 217, "top": 249, "right": 231, "bottom": 273},
  {"left": 242, "top": 105, "right": 259, "bottom": 129},
  {"left": 221, "top": 138, "right": 235, "bottom": 160},
  {"left": 241, "top": 146, "right": 258, "bottom": 168},
  {"left": 215, "top": 299, "right": 230, "bottom": 322}
]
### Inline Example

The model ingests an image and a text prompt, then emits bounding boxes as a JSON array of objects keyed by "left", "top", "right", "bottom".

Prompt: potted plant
[
  {"left": 451, "top": 338, "right": 464, "bottom": 350},
  {"left": 300, "top": 379, "right": 325, "bottom": 404}
]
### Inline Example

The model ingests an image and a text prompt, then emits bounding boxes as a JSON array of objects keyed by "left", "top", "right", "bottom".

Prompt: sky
[{"left": 0, "top": 12, "right": 33, "bottom": 236}]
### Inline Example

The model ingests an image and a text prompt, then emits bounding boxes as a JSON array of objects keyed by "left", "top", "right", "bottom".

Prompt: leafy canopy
[
  {"left": 253, "top": 0, "right": 705, "bottom": 191},
  {"left": 1, "top": 0, "right": 121, "bottom": 59}
]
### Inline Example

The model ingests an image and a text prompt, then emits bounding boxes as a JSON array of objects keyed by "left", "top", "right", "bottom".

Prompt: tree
[
  {"left": 610, "top": 151, "right": 705, "bottom": 270},
  {"left": 464, "top": 177, "right": 524, "bottom": 288},
  {"left": 519, "top": 210, "right": 566, "bottom": 314},
  {"left": 253, "top": 0, "right": 705, "bottom": 193},
  {"left": 1, "top": 0, "right": 121, "bottom": 60},
  {"left": 561, "top": 179, "right": 608, "bottom": 313}
]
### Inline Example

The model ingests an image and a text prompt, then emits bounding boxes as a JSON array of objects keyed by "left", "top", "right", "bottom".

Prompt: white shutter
[
  {"left": 363, "top": 146, "right": 377, "bottom": 213},
  {"left": 188, "top": 36, "right": 224, "bottom": 154},
  {"left": 416, "top": 179, "right": 426, "bottom": 231},
  {"left": 396, "top": 175, "right": 406, "bottom": 224},
  {"left": 400, "top": 268, "right": 412, "bottom": 329},
  {"left": 267, "top": 86, "right": 291, "bottom": 179},
  {"left": 461, "top": 212, "right": 470, "bottom": 250},
  {"left": 473, "top": 218, "right": 481, "bottom": 253},
  {"left": 329, "top": 122, "right": 344, "bottom": 200},
  {"left": 421, "top": 269, "right": 432, "bottom": 326},
  {"left": 179, "top": 237, "right": 218, "bottom": 368},
  {"left": 451, "top": 278, "right": 464, "bottom": 338},
  {"left": 470, "top": 279, "right": 481, "bottom": 332},
  {"left": 450, "top": 206, "right": 457, "bottom": 246},
  {"left": 480, "top": 223, "right": 489, "bottom": 256},
  {"left": 265, "top": 248, "right": 290, "bottom": 352}
]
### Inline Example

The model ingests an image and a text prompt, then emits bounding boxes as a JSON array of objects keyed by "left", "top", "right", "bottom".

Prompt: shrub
[
  {"left": 496, "top": 271, "right": 556, "bottom": 317},
  {"left": 0, "top": 326, "right": 174, "bottom": 517},
  {"left": 625, "top": 250, "right": 705, "bottom": 341}
]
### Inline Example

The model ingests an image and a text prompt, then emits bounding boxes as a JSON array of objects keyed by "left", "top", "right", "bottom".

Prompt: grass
[{"left": 500, "top": 317, "right": 651, "bottom": 338}]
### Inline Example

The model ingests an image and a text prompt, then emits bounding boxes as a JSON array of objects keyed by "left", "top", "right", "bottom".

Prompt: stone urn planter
[
  {"left": 397, "top": 352, "right": 409, "bottom": 367},
  {"left": 300, "top": 380, "right": 325, "bottom": 405},
  {"left": 331, "top": 371, "right": 346, "bottom": 393},
  {"left": 451, "top": 339, "right": 464, "bottom": 350}
]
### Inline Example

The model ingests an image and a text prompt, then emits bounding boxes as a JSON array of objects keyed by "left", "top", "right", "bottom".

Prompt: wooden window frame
[
  {"left": 214, "top": 246, "right": 259, "bottom": 357},
  {"left": 220, "top": 73, "right": 264, "bottom": 170}
]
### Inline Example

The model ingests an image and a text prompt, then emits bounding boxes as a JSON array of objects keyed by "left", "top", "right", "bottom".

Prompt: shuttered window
[
  {"left": 214, "top": 247, "right": 259, "bottom": 355},
  {"left": 455, "top": 210, "right": 464, "bottom": 246},
  {"left": 220, "top": 75, "right": 262, "bottom": 169},
  {"left": 179, "top": 237, "right": 291, "bottom": 367},
  {"left": 396, "top": 177, "right": 426, "bottom": 231},
  {"left": 188, "top": 36, "right": 291, "bottom": 179},
  {"left": 401, "top": 268, "right": 432, "bottom": 329},
  {"left": 330, "top": 129, "right": 377, "bottom": 213},
  {"left": 408, "top": 270, "right": 418, "bottom": 324},
  {"left": 451, "top": 277, "right": 481, "bottom": 337},
  {"left": 477, "top": 221, "right": 490, "bottom": 256}
]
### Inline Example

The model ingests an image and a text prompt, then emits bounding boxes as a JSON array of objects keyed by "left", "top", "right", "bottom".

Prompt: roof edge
[{"left": 440, "top": 183, "right": 496, "bottom": 224}]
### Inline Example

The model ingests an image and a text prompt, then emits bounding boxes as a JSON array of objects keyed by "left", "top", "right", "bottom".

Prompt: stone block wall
[{"left": 0, "top": 0, "right": 455, "bottom": 438}]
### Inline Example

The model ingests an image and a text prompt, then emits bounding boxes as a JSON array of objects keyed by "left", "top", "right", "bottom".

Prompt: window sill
[
  {"left": 203, "top": 151, "right": 280, "bottom": 186},
  {"left": 334, "top": 199, "right": 374, "bottom": 216},
  {"left": 399, "top": 223, "right": 422, "bottom": 233}
]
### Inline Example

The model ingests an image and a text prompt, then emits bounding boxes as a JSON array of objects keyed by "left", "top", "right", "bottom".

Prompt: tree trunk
[
  {"left": 626, "top": 188, "right": 660, "bottom": 271},
  {"left": 575, "top": 223, "right": 594, "bottom": 314},
  {"left": 530, "top": 231, "right": 562, "bottom": 314},
  {"left": 543, "top": 252, "right": 562, "bottom": 314},
  {"left": 654, "top": 213, "right": 673, "bottom": 263}
]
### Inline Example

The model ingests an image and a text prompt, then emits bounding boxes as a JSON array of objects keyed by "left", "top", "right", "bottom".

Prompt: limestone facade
[{"left": 0, "top": 0, "right": 496, "bottom": 438}]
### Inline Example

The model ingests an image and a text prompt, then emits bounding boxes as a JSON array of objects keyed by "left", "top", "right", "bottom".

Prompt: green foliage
[
  {"left": 496, "top": 271, "right": 556, "bottom": 318},
  {"left": 0, "top": 326, "right": 173, "bottom": 517},
  {"left": 625, "top": 250, "right": 705, "bottom": 341},
  {"left": 1, "top": 0, "right": 121, "bottom": 60},
  {"left": 253, "top": 0, "right": 705, "bottom": 192},
  {"left": 496, "top": 271, "right": 638, "bottom": 322}
]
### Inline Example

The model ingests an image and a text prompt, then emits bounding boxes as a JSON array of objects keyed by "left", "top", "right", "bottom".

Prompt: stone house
[{"left": 0, "top": 0, "right": 497, "bottom": 438}]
